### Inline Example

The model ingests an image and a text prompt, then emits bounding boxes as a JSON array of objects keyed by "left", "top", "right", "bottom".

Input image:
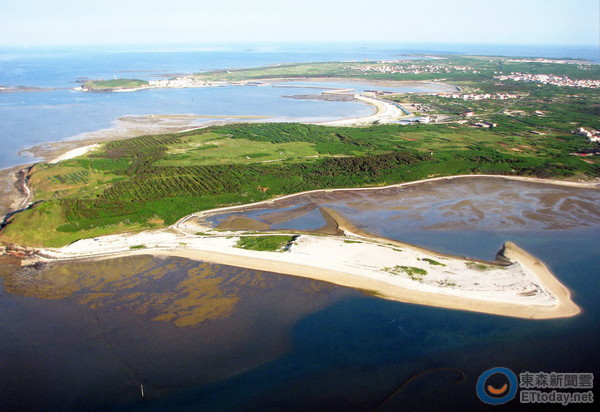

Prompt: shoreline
[
  {"left": 77, "top": 77, "right": 457, "bottom": 94},
  {"left": 177, "top": 174, "right": 600, "bottom": 229},
  {"left": 0, "top": 76, "right": 455, "bottom": 219},
  {"left": 48, "top": 144, "right": 101, "bottom": 163},
  {"left": 149, "top": 246, "right": 580, "bottom": 320},
  {"left": 24, "top": 227, "right": 580, "bottom": 319},
  {"left": 2, "top": 77, "right": 433, "bottom": 172},
  {"left": 2, "top": 169, "right": 592, "bottom": 319},
  {"left": 0, "top": 74, "right": 594, "bottom": 319}
]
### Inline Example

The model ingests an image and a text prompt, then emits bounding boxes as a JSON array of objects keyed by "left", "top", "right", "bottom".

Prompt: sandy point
[
  {"left": 31, "top": 225, "right": 581, "bottom": 320},
  {"left": 49, "top": 144, "right": 100, "bottom": 163}
]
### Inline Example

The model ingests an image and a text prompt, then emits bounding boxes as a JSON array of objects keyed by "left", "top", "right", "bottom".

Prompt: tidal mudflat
[{"left": 200, "top": 176, "right": 600, "bottom": 259}]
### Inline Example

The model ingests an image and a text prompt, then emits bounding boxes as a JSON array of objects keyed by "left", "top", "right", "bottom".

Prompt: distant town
[
  {"left": 438, "top": 92, "right": 523, "bottom": 101},
  {"left": 494, "top": 73, "right": 600, "bottom": 88},
  {"left": 342, "top": 63, "right": 478, "bottom": 75}
]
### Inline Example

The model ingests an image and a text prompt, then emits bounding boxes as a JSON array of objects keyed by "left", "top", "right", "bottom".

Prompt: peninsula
[
  {"left": 26, "top": 214, "right": 580, "bottom": 320},
  {"left": 2, "top": 54, "right": 599, "bottom": 319}
]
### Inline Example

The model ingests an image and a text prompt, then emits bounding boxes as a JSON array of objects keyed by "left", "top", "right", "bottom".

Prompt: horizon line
[{"left": 1, "top": 41, "right": 599, "bottom": 48}]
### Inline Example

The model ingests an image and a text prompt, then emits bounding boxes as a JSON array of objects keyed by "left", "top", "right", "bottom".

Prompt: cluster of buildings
[
  {"left": 439, "top": 92, "right": 522, "bottom": 101},
  {"left": 148, "top": 77, "right": 226, "bottom": 88},
  {"left": 471, "top": 122, "right": 497, "bottom": 128},
  {"left": 494, "top": 73, "right": 600, "bottom": 88},
  {"left": 342, "top": 64, "right": 478, "bottom": 75},
  {"left": 575, "top": 127, "right": 600, "bottom": 143},
  {"left": 504, "top": 58, "right": 589, "bottom": 65}
]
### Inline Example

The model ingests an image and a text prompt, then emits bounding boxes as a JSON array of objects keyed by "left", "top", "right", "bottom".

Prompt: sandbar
[
  {"left": 49, "top": 144, "right": 100, "bottom": 163},
  {"left": 28, "top": 207, "right": 581, "bottom": 319}
]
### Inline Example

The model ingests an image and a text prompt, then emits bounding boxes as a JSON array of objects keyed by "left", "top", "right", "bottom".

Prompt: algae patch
[{"left": 0, "top": 256, "right": 242, "bottom": 326}]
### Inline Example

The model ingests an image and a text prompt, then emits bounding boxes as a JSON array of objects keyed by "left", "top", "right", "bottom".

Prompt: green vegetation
[
  {"left": 421, "top": 258, "right": 446, "bottom": 266},
  {"left": 192, "top": 62, "right": 360, "bottom": 81},
  {"left": 83, "top": 79, "right": 149, "bottom": 91},
  {"left": 235, "top": 235, "right": 296, "bottom": 252},
  {"left": 129, "top": 245, "right": 146, "bottom": 250},
  {"left": 466, "top": 262, "right": 496, "bottom": 271},
  {"left": 344, "top": 240, "right": 363, "bottom": 244},
  {"left": 158, "top": 132, "right": 318, "bottom": 166},
  {"left": 2, "top": 119, "right": 597, "bottom": 247},
  {"left": 385, "top": 265, "right": 428, "bottom": 281},
  {"left": 1, "top": 56, "right": 599, "bottom": 248},
  {"left": 192, "top": 57, "right": 600, "bottom": 85}
]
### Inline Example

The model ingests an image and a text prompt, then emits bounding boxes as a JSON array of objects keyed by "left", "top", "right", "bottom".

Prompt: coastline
[
  {"left": 149, "top": 246, "right": 580, "bottom": 320},
  {"left": 8, "top": 172, "right": 589, "bottom": 320},
  {"left": 1, "top": 77, "right": 427, "bottom": 172},
  {"left": 25, "top": 224, "right": 581, "bottom": 319},
  {"left": 77, "top": 77, "right": 458, "bottom": 94},
  {"left": 0, "top": 77, "right": 443, "bottom": 219},
  {"left": 0, "top": 73, "right": 594, "bottom": 319},
  {"left": 48, "top": 144, "right": 100, "bottom": 163},
  {"left": 178, "top": 174, "right": 600, "bottom": 229}
]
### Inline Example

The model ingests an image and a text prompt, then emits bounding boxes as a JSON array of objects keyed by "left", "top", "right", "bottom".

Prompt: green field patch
[
  {"left": 235, "top": 235, "right": 297, "bottom": 252},
  {"left": 159, "top": 137, "right": 319, "bottom": 166},
  {"left": 421, "top": 258, "right": 446, "bottom": 266},
  {"left": 28, "top": 163, "right": 122, "bottom": 201},
  {"left": 0, "top": 201, "right": 146, "bottom": 248},
  {"left": 83, "top": 78, "right": 149, "bottom": 90}
]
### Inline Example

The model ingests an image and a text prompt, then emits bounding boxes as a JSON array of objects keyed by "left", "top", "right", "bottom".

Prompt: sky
[{"left": 1, "top": 0, "right": 598, "bottom": 46}]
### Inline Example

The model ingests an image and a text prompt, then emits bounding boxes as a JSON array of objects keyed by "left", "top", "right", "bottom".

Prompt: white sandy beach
[
  {"left": 315, "top": 94, "right": 411, "bottom": 126},
  {"left": 32, "top": 219, "right": 580, "bottom": 319},
  {"left": 49, "top": 144, "right": 100, "bottom": 163},
  {"left": 4, "top": 76, "right": 594, "bottom": 320}
]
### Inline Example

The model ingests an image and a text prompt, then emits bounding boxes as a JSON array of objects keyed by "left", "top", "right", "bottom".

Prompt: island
[
  {"left": 79, "top": 78, "right": 150, "bottom": 92},
  {"left": 2, "top": 54, "right": 599, "bottom": 319}
]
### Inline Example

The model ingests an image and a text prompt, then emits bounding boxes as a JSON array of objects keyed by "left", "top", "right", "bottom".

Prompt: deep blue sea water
[{"left": 0, "top": 43, "right": 599, "bottom": 410}]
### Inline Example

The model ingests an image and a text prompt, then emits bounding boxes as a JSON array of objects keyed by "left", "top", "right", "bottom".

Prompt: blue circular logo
[{"left": 476, "top": 367, "right": 518, "bottom": 405}]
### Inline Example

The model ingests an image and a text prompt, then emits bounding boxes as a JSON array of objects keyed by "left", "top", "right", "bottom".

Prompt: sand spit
[
  {"left": 314, "top": 94, "right": 411, "bottom": 126},
  {"left": 499, "top": 242, "right": 580, "bottom": 318},
  {"left": 27, "top": 217, "right": 580, "bottom": 319},
  {"left": 49, "top": 144, "right": 100, "bottom": 163}
]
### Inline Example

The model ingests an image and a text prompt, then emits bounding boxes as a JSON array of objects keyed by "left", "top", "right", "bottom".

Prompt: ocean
[{"left": 0, "top": 43, "right": 599, "bottom": 410}]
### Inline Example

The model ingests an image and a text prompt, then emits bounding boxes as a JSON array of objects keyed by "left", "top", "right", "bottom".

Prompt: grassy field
[
  {"left": 191, "top": 56, "right": 600, "bottom": 83},
  {"left": 83, "top": 79, "right": 149, "bottom": 90},
  {"left": 2, "top": 56, "right": 599, "bottom": 248},
  {"left": 235, "top": 235, "right": 296, "bottom": 252},
  {"left": 157, "top": 134, "right": 319, "bottom": 166}
]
